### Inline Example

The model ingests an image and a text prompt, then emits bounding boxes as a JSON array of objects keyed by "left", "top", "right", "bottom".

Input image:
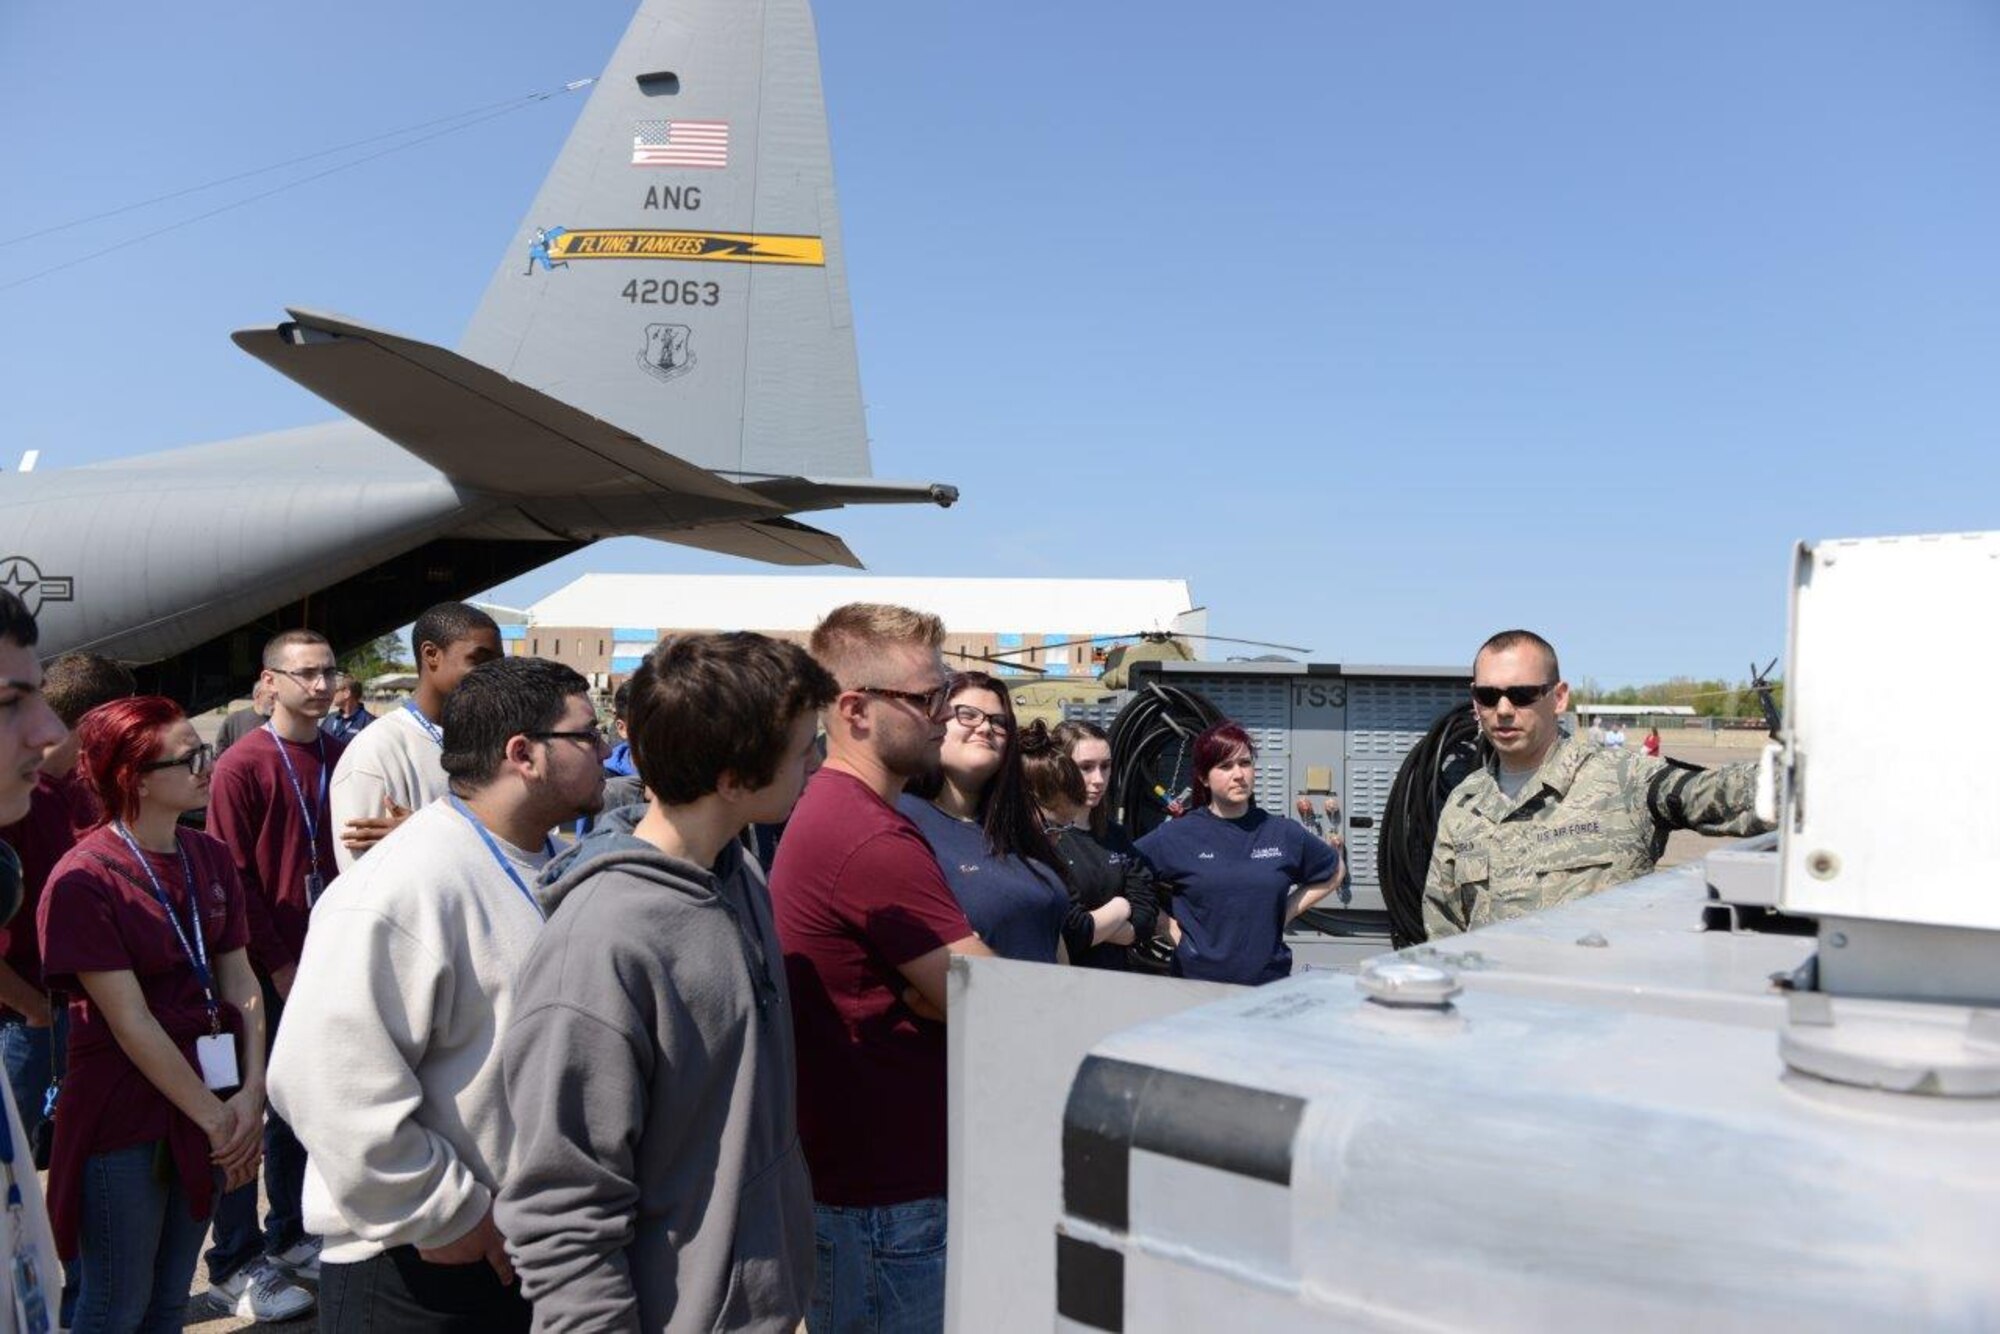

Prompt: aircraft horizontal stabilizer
[
  {"left": 660, "top": 516, "right": 862, "bottom": 568},
  {"left": 233, "top": 308, "right": 781, "bottom": 517},
  {"left": 740, "top": 476, "right": 960, "bottom": 513}
]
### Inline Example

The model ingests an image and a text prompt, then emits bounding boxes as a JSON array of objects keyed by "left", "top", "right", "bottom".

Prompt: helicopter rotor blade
[{"left": 943, "top": 647, "right": 1050, "bottom": 677}]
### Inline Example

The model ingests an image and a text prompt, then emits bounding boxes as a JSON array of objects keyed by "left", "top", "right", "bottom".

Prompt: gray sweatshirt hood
[{"left": 538, "top": 807, "right": 781, "bottom": 1011}]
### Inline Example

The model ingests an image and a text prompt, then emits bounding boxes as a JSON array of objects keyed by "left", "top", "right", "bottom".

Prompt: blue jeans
[
  {"left": 204, "top": 971, "right": 308, "bottom": 1282},
  {"left": 808, "top": 1196, "right": 947, "bottom": 1334},
  {"left": 73, "top": 1142, "right": 211, "bottom": 1334},
  {"left": 0, "top": 1013, "right": 60, "bottom": 1144}
]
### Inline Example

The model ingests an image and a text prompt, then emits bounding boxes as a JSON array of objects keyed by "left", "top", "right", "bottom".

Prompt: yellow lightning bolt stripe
[{"left": 549, "top": 230, "right": 825, "bottom": 266}]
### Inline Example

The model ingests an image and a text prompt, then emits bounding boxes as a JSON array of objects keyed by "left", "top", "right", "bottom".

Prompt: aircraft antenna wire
[{"left": 0, "top": 76, "right": 597, "bottom": 294}]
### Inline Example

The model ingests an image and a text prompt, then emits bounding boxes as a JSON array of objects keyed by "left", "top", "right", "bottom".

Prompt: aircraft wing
[
  {"left": 232, "top": 307, "right": 782, "bottom": 518},
  {"left": 661, "top": 515, "right": 862, "bottom": 568}
]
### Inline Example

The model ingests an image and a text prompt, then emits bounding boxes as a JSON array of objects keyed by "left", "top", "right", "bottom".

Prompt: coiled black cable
[
  {"left": 1106, "top": 682, "right": 1223, "bottom": 840},
  {"left": 1100, "top": 683, "right": 1222, "bottom": 972},
  {"left": 1378, "top": 704, "right": 1488, "bottom": 948}
]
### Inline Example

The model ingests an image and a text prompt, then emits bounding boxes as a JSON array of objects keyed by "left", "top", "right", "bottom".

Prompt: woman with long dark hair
[
  {"left": 38, "top": 697, "right": 265, "bottom": 1332},
  {"left": 1135, "top": 720, "right": 1344, "bottom": 985},
  {"left": 1020, "top": 722, "right": 1157, "bottom": 969},
  {"left": 901, "top": 673, "right": 1070, "bottom": 962}
]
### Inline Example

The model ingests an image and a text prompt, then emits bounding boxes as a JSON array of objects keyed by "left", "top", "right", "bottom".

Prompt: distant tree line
[
  {"left": 339, "top": 633, "right": 412, "bottom": 684},
  {"left": 1574, "top": 674, "right": 1783, "bottom": 720}
]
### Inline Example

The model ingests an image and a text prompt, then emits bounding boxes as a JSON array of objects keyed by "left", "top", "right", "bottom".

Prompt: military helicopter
[{"left": 945, "top": 624, "right": 1312, "bottom": 725}]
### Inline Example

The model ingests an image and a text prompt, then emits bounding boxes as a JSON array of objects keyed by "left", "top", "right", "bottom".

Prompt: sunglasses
[
  {"left": 856, "top": 684, "right": 952, "bottom": 719},
  {"left": 142, "top": 744, "right": 215, "bottom": 778},
  {"left": 1471, "top": 682, "right": 1557, "bottom": 709}
]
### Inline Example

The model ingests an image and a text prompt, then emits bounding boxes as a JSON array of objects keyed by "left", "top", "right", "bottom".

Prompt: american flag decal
[{"left": 631, "top": 119, "right": 729, "bottom": 168}]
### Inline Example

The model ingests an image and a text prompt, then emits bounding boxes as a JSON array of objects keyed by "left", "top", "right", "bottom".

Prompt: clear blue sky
[{"left": 4, "top": 2, "right": 1996, "bottom": 686}]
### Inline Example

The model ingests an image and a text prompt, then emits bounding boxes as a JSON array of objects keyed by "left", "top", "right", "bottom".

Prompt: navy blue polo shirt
[
  {"left": 899, "top": 796, "right": 1068, "bottom": 963},
  {"left": 1136, "top": 805, "right": 1341, "bottom": 985}
]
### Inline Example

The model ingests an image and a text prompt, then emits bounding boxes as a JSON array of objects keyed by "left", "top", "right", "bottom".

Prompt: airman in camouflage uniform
[{"left": 1423, "top": 629, "right": 1771, "bottom": 939}]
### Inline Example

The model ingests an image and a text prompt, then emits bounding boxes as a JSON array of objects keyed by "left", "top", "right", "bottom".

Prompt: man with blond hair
[{"left": 770, "top": 603, "right": 993, "bottom": 1334}]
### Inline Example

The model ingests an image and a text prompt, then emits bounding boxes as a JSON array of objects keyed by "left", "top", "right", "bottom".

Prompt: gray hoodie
[{"left": 496, "top": 808, "right": 812, "bottom": 1332}]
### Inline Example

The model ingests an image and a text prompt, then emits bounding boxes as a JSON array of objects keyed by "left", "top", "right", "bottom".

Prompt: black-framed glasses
[
  {"left": 856, "top": 684, "right": 952, "bottom": 719},
  {"left": 271, "top": 667, "right": 339, "bottom": 688},
  {"left": 1471, "top": 682, "right": 1557, "bottom": 709},
  {"left": 527, "top": 726, "right": 607, "bottom": 747},
  {"left": 949, "top": 703, "right": 1010, "bottom": 734},
  {"left": 143, "top": 744, "right": 215, "bottom": 778}
]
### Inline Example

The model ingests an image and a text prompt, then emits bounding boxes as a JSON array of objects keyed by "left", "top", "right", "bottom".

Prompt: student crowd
[{"left": 0, "top": 591, "right": 1349, "bottom": 1334}]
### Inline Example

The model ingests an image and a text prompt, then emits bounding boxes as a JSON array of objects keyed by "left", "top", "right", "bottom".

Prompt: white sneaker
[
  {"left": 203, "top": 1257, "right": 315, "bottom": 1323},
  {"left": 271, "top": 1235, "right": 322, "bottom": 1284}
]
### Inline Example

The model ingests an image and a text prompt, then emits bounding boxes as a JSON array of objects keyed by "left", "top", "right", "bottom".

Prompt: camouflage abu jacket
[{"left": 1422, "top": 735, "right": 1771, "bottom": 939}]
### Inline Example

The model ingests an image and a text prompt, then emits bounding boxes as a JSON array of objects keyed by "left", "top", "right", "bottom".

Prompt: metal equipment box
[{"left": 1117, "top": 659, "right": 1467, "bottom": 915}]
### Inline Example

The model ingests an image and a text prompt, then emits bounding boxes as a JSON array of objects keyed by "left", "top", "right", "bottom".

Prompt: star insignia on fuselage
[{"left": 0, "top": 557, "right": 75, "bottom": 617}]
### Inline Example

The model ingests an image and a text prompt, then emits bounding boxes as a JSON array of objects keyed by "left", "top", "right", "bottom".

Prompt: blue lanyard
[
  {"left": 447, "top": 797, "right": 550, "bottom": 920},
  {"left": 0, "top": 1073, "right": 18, "bottom": 1207},
  {"left": 110, "top": 823, "right": 220, "bottom": 1034},
  {"left": 402, "top": 699, "right": 444, "bottom": 747},
  {"left": 266, "top": 723, "right": 330, "bottom": 867}
]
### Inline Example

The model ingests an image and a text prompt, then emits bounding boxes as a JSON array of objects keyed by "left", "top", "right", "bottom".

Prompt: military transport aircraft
[{"left": 0, "top": 0, "right": 954, "bottom": 709}]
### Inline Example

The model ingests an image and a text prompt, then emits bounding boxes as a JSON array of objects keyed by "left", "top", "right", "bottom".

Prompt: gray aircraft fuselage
[{"left": 0, "top": 0, "right": 952, "bottom": 709}]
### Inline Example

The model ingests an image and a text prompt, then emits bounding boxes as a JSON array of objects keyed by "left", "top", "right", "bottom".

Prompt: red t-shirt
[
  {"left": 204, "top": 726, "right": 344, "bottom": 975},
  {"left": 37, "top": 824, "right": 250, "bottom": 1257},
  {"left": 769, "top": 768, "right": 975, "bottom": 1206},
  {"left": 0, "top": 771, "right": 82, "bottom": 1013}
]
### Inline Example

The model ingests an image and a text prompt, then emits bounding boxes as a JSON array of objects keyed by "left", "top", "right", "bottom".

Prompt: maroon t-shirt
[
  {"left": 0, "top": 770, "right": 82, "bottom": 1013},
  {"left": 37, "top": 824, "right": 249, "bottom": 1256},
  {"left": 769, "top": 768, "right": 975, "bottom": 1206},
  {"left": 204, "top": 725, "right": 344, "bottom": 975}
]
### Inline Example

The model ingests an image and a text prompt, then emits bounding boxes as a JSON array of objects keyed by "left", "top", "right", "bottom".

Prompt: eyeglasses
[
  {"left": 949, "top": 703, "right": 1010, "bottom": 734},
  {"left": 271, "top": 667, "right": 339, "bottom": 688},
  {"left": 527, "top": 726, "right": 606, "bottom": 747},
  {"left": 855, "top": 684, "right": 951, "bottom": 719},
  {"left": 1471, "top": 682, "right": 1557, "bottom": 709},
  {"left": 142, "top": 744, "right": 215, "bottom": 778}
]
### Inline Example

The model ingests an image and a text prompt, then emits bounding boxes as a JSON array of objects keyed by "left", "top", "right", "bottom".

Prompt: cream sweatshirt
[
  {"left": 328, "top": 703, "right": 451, "bottom": 873},
  {"left": 268, "top": 798, "right": 547, "bottom": 1263}
]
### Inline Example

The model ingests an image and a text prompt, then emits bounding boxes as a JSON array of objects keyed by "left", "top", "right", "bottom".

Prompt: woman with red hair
[
  {"left": 1135, "top": 721, "right": 1345, "bottom": 985},
  {"left": 37, "top": 696, "right": 265, "bottom": 1333}
]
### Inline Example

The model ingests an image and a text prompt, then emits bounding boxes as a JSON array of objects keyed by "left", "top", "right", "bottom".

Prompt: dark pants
[
  {"left": 320, "top": 1249, "right": 530, "bottom": 1334},
  {"left": 204, "top": 971, "right": 309, "bottom": 1282},
  {"left": 74, "top": 1142, "right": 211, "bottom": 1334}
]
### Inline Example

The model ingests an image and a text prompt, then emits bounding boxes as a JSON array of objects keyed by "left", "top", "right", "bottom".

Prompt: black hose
[
  {"left": 1100, "top": 683, "right": 1223, "bottom": 973},
  {"left": 1377, "top": 705, "right": 1487, "bottom": 949},
  {"left": 1106, "top": 682, "right": 1223, "bottom": 840}
]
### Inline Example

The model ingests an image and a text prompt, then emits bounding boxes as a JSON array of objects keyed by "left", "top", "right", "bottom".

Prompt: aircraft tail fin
[{"left": 458, "top": 0, "right": 872, "bottom": 484}]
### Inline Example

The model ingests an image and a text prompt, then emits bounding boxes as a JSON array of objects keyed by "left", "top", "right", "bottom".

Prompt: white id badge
[{"left": 195, "top": 1033, "right": 240, "bottom": 1091}]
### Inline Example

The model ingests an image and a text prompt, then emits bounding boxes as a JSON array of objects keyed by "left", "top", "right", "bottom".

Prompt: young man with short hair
[
  {"left": 330, "top": 602, "right": 502, "bottom": 871},
  {"left": 0, "top": 591, "right": 66, "bottom": 1326},
  {"left": 768, "top": 603, "right": 994, "bottom": 1333},
  {"left": 499, "top": 632, "right": 837, "bottom": 1330},
  {"left": 270, "top": 657, "right": 605, "bottom": 1332},
  {"left": 0, "top": 652, "right": 135, "bottom": 1147},
  {"left": 199, "top": 628, "right": 347, "bottom": 1321}
]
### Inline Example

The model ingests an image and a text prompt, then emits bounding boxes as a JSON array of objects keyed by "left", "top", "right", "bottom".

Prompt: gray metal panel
[
  {"left": 1340, "top": 759, "right": 1399, "bottom": 892},
  {"left": 1164, "top": 672, "right": 1292, "bottom": 815},
  {"left": 945, "top": 958, "right": 1237, "bottom": 1334},
  {"left": 1345, "top": 676, "right": 1465, "bottom": 755}
]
